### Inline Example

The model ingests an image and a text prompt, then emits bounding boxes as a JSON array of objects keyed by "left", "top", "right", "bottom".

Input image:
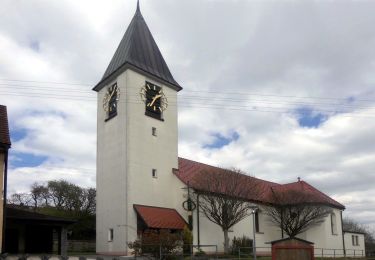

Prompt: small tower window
[
  {"left": 152, "top": 127, "right": 157, "bottom": 136},
  {"left": 331, "top": 213, "right": 337, "bottom": 235},
  {"left": 255, "top": 211, "right": 260, "bottom": 233},
  {"left": 108, "top": 228, "right": 114, "bottom": 242},
  {"left": 152, "top": 169, "right": 157, "bottom": 178}
]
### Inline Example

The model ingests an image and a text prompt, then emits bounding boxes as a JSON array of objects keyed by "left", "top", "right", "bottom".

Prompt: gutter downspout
[{"left": 341, "top": 211, "right": 346, "bottom": 257}]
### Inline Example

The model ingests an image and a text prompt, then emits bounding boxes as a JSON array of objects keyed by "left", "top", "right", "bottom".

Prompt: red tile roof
[
  {"left": 177, "top": 157, "right": 279, "bottom": 203},
  {"left": 134, "top": 204, "right": 187, "bottom": 230},
  {"left": 271, "top": 181, "right": 345, "bottom": 209},
  {"left": 177, "top": 157, "right": 344, "bottom": 209},
  {"left": 0, "top": 105, "right": 11, "bottom": 148}
]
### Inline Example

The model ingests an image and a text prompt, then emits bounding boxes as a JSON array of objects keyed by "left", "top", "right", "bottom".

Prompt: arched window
[
  {"left": 331, "top": 212, "right": 337, "bottom": 235},
  {"left": 255, "top": 211, "right": 260, "bottom": 233}
]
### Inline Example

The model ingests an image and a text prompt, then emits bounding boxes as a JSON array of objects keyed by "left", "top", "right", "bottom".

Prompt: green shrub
[
  {"left": 194, "top": 248, "right": 206, "bottom": 256},
  {"left": 128, "top": 230, "right": 182, "bottom": 259},
  {"left": 230, "top": 235, "right": 253, "bottom": 255}
]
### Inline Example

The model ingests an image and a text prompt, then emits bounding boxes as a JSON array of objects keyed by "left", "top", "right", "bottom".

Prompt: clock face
[
  {"left": 140, "top": 82, "right": 167, "bottom": 120},
  {"left": 103, "top": 83, "right": 120, "bottom": 116}
]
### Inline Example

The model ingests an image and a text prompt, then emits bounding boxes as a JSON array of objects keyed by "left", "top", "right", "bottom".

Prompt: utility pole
[{"left": 251, "top": 207, "right": 258, "bottom": 260}]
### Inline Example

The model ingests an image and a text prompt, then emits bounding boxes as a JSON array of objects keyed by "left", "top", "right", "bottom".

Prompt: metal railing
[
  {"left": 314, "top": 248, "right": 365, "bottom": 258},
  {"left": 161, "top": 244, "right": 218, "bottom": 260},
  {"left": 237, "top": 246, "right": 271, "bottom": 259},
  {"left": 133, "top": 244, "right": 218, "bottom": 260},
  {"left": 236, "top": 246, "right": 368, "bottom": 259}
]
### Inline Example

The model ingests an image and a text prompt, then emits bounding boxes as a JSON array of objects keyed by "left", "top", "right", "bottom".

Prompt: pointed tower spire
[
  {"left": 94, "top": 0, "right": 181, "bottom": 91},
  {"left": 136, "top": 0, "right": 140, "bottom": 13}
]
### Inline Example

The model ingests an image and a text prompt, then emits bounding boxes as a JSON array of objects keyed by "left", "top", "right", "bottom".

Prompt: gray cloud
[{"left": 1, "top": 0, "right": 375, "bottom": 230}]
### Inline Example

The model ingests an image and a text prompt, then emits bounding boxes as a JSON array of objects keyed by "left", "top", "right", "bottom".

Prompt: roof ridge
[
  {"left": 134, "top": 204, "right": 177, "bottom": 211},
  {"left": 278, "top": 180, "right": 345, "bottom": 209},
  {"left": 298, "top": 180, "right": 345, "bottom": 209},
  {"left": 178, "top": 157, "right": 280, "bottom": 186}
]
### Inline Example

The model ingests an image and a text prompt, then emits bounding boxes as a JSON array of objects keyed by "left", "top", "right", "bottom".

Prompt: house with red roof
[
  {"left": 94, "top": 2, "right": 364, "bottom": 257},
  {"left": 0, "top": 105, "right": 11, "bottom": 253}
]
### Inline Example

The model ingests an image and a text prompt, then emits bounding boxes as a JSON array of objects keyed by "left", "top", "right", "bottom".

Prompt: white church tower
[{"left": 94, "top": 2, "right": 186, "bottom": 255}]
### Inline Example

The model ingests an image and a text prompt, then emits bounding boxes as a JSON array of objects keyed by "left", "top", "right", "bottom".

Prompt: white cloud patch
[{"left": 0, "top": 0, "right": 375, "bottom": 231}]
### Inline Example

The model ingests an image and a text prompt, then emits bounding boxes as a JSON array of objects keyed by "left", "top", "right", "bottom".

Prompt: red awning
[{"left": 134, "top": 204, "right": 186, "bottom": 230}]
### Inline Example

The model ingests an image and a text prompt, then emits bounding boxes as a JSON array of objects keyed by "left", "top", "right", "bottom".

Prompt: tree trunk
[{"left": 223, "top": 229, "right": 229, "bottom": 254}]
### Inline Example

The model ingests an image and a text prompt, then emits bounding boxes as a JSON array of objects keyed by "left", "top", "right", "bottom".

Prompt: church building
[{"left": 93, "top": 2, "right": 365, "bottom": 257}]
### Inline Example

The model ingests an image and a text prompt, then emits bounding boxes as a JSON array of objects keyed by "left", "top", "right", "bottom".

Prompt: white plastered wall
[
  {"left": 96, "top": 72, "right": 128, "bottom": 254},
  {"left": 191, "top": 204, "right": 281, "bottom": 253},
  {"left": 125, "top": 69, "right": 186, "bottom": 246},
  {"left": 344, "top": 232, "right": 366, "bottom": 257},
  {"left": 297, "top": 208, "right": 344, "bottom": 253},
  {"left": 96, "top": 68, "right": 186, "bottom": 255},
  {"left": 191, "top": 204, "right": 345, "bottom": 255}
]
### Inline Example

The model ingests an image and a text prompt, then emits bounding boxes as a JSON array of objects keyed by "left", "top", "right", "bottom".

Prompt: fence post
[
  {"left": 159, "top": 244, "right": 162, "bottom": 260},
  {"left": 190, "top": 244, "right": 193, "bottom": 260},
  {"left": 333, "top": 249, "right": 335, "bottom": 258},
  {"left": 238, "top": 248, "right": 240, "bottom": 260},
  {"left": 321, "top": 248, "right": 324, "bottom": 259}
]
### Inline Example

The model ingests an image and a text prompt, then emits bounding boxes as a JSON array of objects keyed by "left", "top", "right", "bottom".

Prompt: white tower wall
[{"left": 96, "top": 69, "right": 185, "bottom": 255}]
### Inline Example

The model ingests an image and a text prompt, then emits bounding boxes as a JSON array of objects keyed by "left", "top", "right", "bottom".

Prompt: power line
[
  {"left": 0, "top": 78, "right": 92, "bottom": 86},
  {"left": 184, "top": 90, "right": 375, "bottom": 103},
  {"left": 1, "top": 78, "right": 375, "bottom": 103},
  {"left": 1, "top": 87, "right": 374, "bottom": 112},
  {"left": 1, "top": 79, "right": 375, "bottom": 118},
  {"left": 1, "top": 83, "right": 374, "bottom": 109},
  {"left": 0, "top": 84, "right": 93, "bottom": 93},
  {"left": 0, "top": 92, "right": 95, "bottom": 102},
  {"left": 2, "top": 92, "right": 375, "bottom": 118}
]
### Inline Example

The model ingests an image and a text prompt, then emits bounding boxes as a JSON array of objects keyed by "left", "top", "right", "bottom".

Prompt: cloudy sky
[{"left": 1, "top": 0, "right": 375, "bottom": 229}]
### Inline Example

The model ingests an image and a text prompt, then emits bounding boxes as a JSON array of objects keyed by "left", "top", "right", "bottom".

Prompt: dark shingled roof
[
  {"left": 6, "top": 205, "right": 75, "bottom": 224},
  {"left": 94, "top": 2, "right": 181, "bottom": 92},
  {"left": 0, "top": 105, "right": 11, "bottom": 148}
]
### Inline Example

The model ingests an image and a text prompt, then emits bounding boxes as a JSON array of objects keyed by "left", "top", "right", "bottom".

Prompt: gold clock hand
[
  {"left": 109, "top": 86, "right": 117, "bottom": 100},
  {"left": 149, "top": 94, "right": 162, "bottom": 107}
]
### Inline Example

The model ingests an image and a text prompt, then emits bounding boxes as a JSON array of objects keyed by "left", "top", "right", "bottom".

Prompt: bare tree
[
  {"left": 47, "top": 180, "right": 69, "bottom": 209},
  {"left": 8, "top": 193, "right": 31, "bottom": 206},
  {"left": 82, "top": 188, "right": 96, "bottom": 215},
  {"left": 191, "top": 168, "right": 263, "bottom": 253},
  {"left": 30, "top": 182, "right": 50, "bottom": 208},
  {"left": 264, "top": 189, "right": 332, "bottom": 238},
  {"left": 9, "top": 180, "right": 96, "bottom": 214}
]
